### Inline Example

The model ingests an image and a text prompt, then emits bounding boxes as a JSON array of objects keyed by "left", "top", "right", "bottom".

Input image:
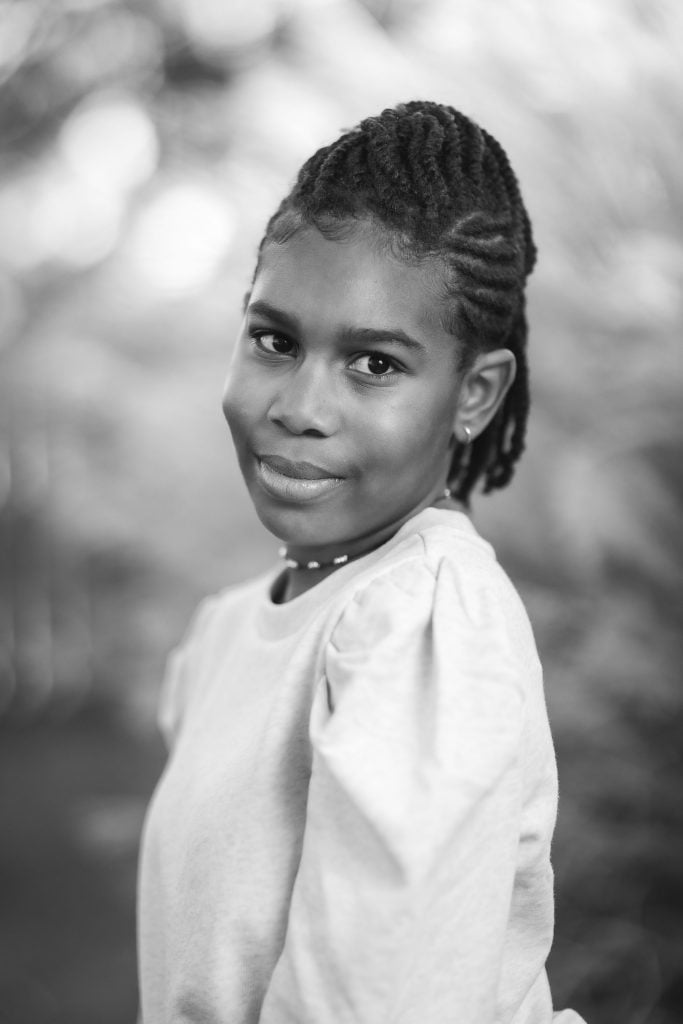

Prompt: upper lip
[{"left": 258, "top": 454, "right": 344, "bottom": 480}]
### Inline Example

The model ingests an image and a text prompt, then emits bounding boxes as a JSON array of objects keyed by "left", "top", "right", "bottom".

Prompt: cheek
[
  {"left": 221, "top": 375, "right": 238, "bottom": 431},
  {"left": 359, "top": 402, "right": 449, "bottom": 491},
  {"left": 222, "top": 345, "right": 271, "bottom": 423},
  {"left": 394, "top": 388, "right": 456, "bottom": 453},
  {"left": 394, "top": 404, "right": 455, "bottom": 485},
  {"left": 221, "top": 366, "right": 258, "bottom": 446}
]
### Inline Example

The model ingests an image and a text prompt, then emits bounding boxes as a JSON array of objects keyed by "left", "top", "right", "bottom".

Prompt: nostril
[
  {"left": 268, "top": 408, "right": 327, "bottom": 439},
  {"left": 267, "top": 387, "right": 335, "bottom": 437}
]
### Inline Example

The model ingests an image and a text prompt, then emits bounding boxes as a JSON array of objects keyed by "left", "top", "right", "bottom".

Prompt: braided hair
[{"left": 255, "top": 101, "right": 537, "bottom": 504}]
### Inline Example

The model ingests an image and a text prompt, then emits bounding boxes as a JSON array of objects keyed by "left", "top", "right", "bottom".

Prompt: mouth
[{"left": 256, "top": 454, "right": 344, "bottom": 503}]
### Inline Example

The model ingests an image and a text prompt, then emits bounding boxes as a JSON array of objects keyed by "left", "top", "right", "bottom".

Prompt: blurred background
[{"left": 0, "top": 0, "right": 682, "bottom": 1021}]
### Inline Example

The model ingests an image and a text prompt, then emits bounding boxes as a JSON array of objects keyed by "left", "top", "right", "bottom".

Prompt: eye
[
  {"left": 253, "top": 331, "right": 296, "bottom": 356},
  {"left": 350, "top": 352, "right": 399, "bottom": 378}
]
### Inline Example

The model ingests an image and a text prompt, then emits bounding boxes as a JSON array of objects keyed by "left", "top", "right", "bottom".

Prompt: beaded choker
[
  {"left": 279, "top": 488, "right": 453, "bottom": 571},
  {"left": 278, "top": 547, "right": 350, "bottom": 571}
]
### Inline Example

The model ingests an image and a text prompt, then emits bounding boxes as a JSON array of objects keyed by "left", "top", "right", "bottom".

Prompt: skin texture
[{"left": 223, "top": 224, "right": 515, "bottom": 601}]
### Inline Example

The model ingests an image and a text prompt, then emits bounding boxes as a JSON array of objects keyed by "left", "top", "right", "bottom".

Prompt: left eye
[{"left": 350, "top": 353, "right": 397, "bottom": 376}]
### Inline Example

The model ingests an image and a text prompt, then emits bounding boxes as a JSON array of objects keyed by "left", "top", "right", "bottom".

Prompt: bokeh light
[
  {"left": 125, "top": 179, "right": 236, "bottom": 294},
  {"left": 58, "top": 91, "right": 159, "bottom": 194}
]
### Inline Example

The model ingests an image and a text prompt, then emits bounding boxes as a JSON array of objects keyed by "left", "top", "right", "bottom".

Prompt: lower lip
[{"left": 256, "top": 460, "right": 344, "bottom": 502}]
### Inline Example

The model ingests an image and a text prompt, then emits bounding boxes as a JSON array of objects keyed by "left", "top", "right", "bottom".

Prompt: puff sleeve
[{"left": 259, "top": 558, "right": 534, "bottom": 1024}]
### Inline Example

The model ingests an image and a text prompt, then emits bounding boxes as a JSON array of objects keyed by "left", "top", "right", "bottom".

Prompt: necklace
[
  {"left": 278, "top": 548, "right": 350, "bottom": 571},
  {"left": 279, "top": 487, "right": 454, "bottom": 571}
]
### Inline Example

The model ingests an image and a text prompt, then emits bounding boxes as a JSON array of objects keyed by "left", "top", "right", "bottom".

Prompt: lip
[
  {"left": 256, "top": 455, "right": 344, "bottom": 503},
  {"left": 258, "top": 454, "right": 343, "bottom": 480}
]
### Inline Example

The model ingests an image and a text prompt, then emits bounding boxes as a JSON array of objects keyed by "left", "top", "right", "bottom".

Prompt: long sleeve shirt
[{"left": 137, "top": 507, "right": 585, "bottom": 1024}]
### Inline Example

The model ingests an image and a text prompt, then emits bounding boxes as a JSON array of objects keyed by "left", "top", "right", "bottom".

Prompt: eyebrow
[
  {"left": 247, "top": 300, "right": 300, "bottom": 334},
  {"left": 246, "top": 299, "right": 427, "bottom": 353}
]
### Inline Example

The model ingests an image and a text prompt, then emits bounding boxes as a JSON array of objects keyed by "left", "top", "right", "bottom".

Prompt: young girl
[{"left": 138, "top": 101, "right": 585, "bottom": 1024}]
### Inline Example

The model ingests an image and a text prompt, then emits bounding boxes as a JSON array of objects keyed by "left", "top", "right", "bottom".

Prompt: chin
[{"left": 250, "top": 498, "right": 338, "bottom": 548}]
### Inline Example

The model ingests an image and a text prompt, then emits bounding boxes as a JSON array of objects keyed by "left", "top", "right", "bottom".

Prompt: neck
[{"left": 277, "top": 491, "right": 465, "bottom": 603}]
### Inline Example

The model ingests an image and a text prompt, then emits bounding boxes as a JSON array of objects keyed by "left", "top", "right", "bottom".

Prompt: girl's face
[{"left": 223, "top": 224, "right": 465, "bottom": 561}]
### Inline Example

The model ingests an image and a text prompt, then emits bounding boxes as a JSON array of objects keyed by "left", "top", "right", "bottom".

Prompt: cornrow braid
[{"left": 258, "top": 100, "right": 537, "bottom": 504}]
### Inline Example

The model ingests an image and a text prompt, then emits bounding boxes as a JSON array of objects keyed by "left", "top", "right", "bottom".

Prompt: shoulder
[
  {"left": 181, "top": 569, "right": 276, "bottom": 646},
  {"left": 317, "top": 516, "right": 534, "bottom": 777},
  {"left": 330, "top": 512, "right": 538, "bottom": 674},
  {"left": 157, "top": 570, "right": 275, "bottom": 745}
]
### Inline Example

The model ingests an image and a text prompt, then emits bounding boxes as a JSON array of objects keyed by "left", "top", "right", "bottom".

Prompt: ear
[{"left": 453, "top": 349, "right": 516, "bottom": 442}]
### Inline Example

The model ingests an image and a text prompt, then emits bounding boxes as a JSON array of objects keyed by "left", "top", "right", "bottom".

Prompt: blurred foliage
[{"left": 0, "top": 0, "right": 682, "bottom": 1022}]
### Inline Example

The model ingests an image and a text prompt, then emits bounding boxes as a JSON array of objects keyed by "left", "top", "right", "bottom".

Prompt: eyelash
[
  {"left": 251, "top": 331, "right": 294, "bottom": 357},
  {"left": 249, "top": 331, "right": 402, "bottom": 381}
]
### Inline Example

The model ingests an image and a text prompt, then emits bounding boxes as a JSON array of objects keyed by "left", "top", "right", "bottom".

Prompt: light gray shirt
[{"left": 137, "top": 508, "right": 584, "bottom": 1024}]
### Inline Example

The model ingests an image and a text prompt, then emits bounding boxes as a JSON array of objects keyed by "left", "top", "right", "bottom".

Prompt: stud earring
[{"left": 458, "top": 424, "right": 472, "bottom": 445}]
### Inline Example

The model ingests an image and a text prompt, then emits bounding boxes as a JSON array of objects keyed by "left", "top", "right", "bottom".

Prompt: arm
[{"left": 260, "top": 564, "right": 527, "bottom": 1024}]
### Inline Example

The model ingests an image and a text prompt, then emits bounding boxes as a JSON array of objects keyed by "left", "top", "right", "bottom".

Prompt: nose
[{"left": 267, "top": 360, "right": 338, "bottom": 437}]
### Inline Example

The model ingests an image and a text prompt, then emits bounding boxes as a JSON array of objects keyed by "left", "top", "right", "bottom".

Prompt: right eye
[{"left": 252, "top": 332, "right": 296, "bottom": 356}]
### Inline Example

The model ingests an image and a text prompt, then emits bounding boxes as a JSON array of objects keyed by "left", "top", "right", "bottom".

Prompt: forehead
[{"left": 252, "top": 225, "right": 456, "bottom": 343}]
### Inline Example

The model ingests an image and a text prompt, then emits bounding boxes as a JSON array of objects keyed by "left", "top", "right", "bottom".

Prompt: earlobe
[
  {"left": 454, "top": 423, "right": 472, "bottom": 446},
  {"left": 454, "top": 349, "right": 517, "bottom": 441}
]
